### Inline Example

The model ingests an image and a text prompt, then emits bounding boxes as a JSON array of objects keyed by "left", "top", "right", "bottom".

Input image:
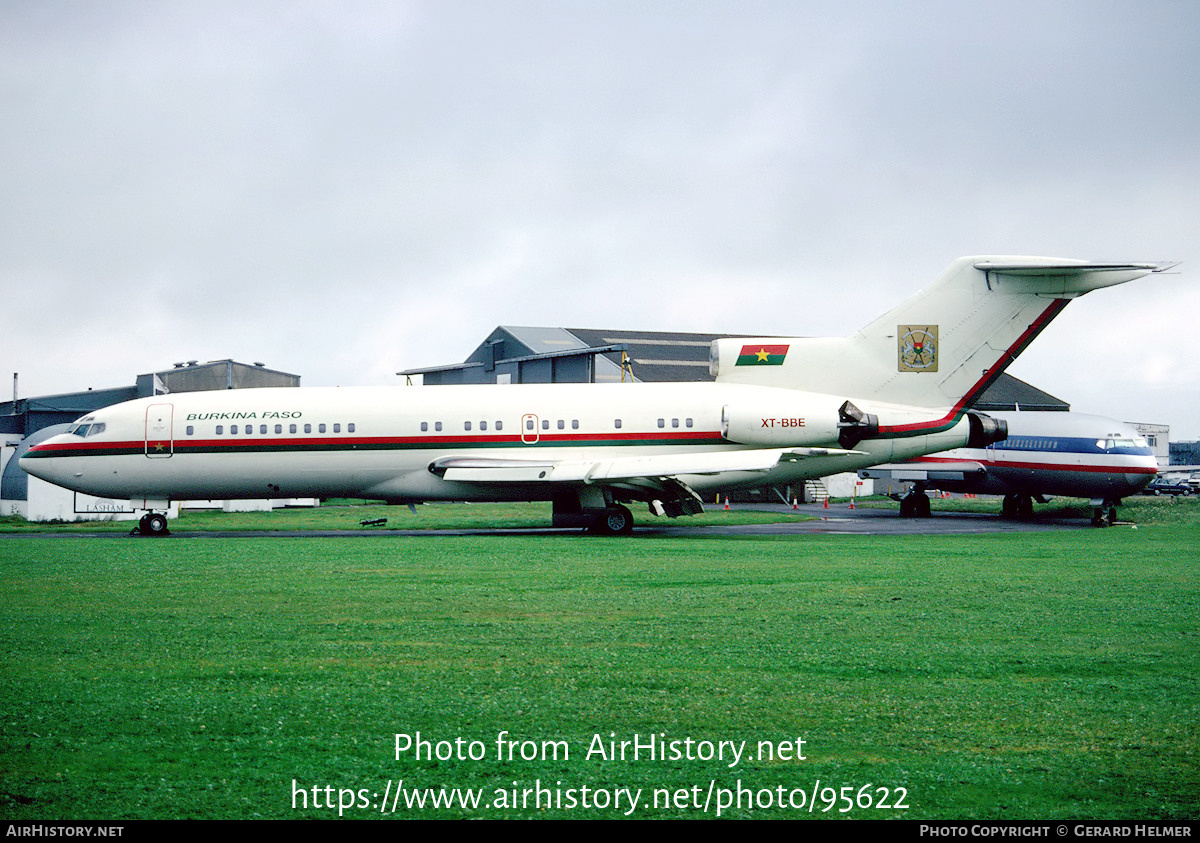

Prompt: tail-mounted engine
[
  {"left": 837, "top": 401, "right": 880, "bottom": 449},
  {"left": 966, "top": 411, "right": 1008, "bottom": 447},
  {"left": 719, "top": 390, "right": 844, "bottom": 447}
]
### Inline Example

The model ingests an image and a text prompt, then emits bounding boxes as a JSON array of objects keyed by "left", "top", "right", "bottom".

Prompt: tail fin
[{"left": 712, "top": 256, "right": 1164, "bottom": 410}]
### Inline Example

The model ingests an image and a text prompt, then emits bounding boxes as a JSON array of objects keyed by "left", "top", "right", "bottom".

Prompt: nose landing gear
[
  {"left": 1090, "top": 502, "right": 1119, "bottom": 528},
  {"left": 133, "top": 512, "right": 170, "bottom": 536}
]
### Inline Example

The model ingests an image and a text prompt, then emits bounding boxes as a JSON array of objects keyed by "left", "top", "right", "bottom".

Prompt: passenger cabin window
[
  {"left": 333, "top": 424, "right": 341, "bottom": 433},
  {"left": 186, "top": 425, "right": 195, "bottom": 436},
  {"left": 614, "top": 419, "right": 622, "bottom": 429},
  {"left": 216, "top": 425, "right": 224, "bottom": 435}
]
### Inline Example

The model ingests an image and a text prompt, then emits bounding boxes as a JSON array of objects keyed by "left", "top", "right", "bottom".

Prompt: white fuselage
[{"left": 21, "top": 382, "right": 973, "bottom": 506}]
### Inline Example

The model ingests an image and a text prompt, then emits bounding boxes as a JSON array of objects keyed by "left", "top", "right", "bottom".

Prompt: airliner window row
[
  {"left": 184, "top": 423, "right": 357, "bottom": 436},
  {"left": 999, "top": 437, "right": 1061, "bottom": 451},
  {"left": 411, "top": 417, "right": 698, "bottom": 434}
]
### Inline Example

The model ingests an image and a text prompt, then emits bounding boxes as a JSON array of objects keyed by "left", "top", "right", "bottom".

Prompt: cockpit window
[
  {"left": 1097, "top": 435, "right": 1152, "bottom": 454},
  {"left": 68, "top": 420, "right": 106, "bottom": 437}
]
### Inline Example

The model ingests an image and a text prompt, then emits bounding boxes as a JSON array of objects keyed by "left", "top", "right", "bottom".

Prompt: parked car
[{"left": 1141, "top": 477, "right": 1194, "bottom": 496}]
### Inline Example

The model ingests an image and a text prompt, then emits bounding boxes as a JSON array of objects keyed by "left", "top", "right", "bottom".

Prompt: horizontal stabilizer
[
  {"left": 859, "top": 461, "right": 987, "bottom": 483},
  {"left": 972, "top": 260, "right": 1170, "bottom": 298}
]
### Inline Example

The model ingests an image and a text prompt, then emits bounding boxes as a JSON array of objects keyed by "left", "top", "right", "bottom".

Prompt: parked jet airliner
[
  {"left": 859, "top": 411, "right": 1159, "bottom": 526},
  {"left": 21, "top": 257, "right": 1166, "bottom": 535}
]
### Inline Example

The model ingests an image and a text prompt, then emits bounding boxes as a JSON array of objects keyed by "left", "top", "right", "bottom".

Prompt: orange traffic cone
[
  {"left": 723, "top": 497, "right": 730, "bottom": 511},
  {"left": 823, "top": 497, "right": 829, "bottom": 509}
]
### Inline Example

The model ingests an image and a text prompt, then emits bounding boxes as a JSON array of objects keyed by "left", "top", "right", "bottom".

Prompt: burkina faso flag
[{"left": 735, "top": 344, "right": 789, "bottom": 366}]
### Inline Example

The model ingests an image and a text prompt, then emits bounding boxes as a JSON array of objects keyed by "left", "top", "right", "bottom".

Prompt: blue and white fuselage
[{"left": 861, "top": 411, "right": 1158, "bottom": 524}]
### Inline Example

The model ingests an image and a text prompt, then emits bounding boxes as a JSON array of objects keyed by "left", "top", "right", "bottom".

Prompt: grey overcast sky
[{"left": 4, "top": 1, "right": 1198, "bottom": 437}]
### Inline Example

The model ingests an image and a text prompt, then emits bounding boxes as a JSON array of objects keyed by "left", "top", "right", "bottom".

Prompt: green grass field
[{"left": 1, "top": 498, "right": 1197, "bottom": 819}]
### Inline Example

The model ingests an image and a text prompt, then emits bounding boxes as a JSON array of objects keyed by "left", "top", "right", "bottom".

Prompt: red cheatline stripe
[
  {"left": 916, "top": 455, "right": 1158, "bottom": 475},
  {"left": 981, "top": 459, "right": 1156, "bottom": 475},
  {"left": 25, "top": 430, "right": 729, "bottom": 458}
]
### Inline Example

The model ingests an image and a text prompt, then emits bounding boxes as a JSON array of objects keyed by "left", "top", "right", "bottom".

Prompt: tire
[
  {"left": 143, "top": 513, "right": 169, "bottom": 536},
  {"left": 915, "top": 493, "right": 931, "bottom": 518},
  {"left": 592, "top": 505, "right": 633, "bottom": 535}
]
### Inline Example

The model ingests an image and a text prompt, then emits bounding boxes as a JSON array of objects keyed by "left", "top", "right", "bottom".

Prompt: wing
[
  {"left": 430, "top": 446, "right": 864, "bottom": 484},
  {"left": 429, "top": 446, "right": 864, "bottom": 517}
]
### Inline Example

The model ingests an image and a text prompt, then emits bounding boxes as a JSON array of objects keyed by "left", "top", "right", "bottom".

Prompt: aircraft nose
[
  {"left": 1123, "top": 456, "right": 1160, "bottom": 494},
  {"left": 18, "top": 435, "right": 75, "bottom": 486}
]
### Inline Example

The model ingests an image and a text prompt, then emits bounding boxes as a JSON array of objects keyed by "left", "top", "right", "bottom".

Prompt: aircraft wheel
[
  {"left": 1107, "top": 506, "right": 1118, "bottom": 526},
  {"left": 592, "top": 505, "right": 633, "bottom": 535},
  {"left": 1017, "top": 495, "right": 1034, "bottom": 518},
  {"left": 1091, "top": 508, "right": 1107, "bottom": 528},
  {"left": 142, "top": 513, "right": 169, "bottom": 536},
  {"left": 898, "top": 496, "right": 913, "bottom": 517},
  {"left": 915, "top": 493, "right": 931, "bottom": 518}
]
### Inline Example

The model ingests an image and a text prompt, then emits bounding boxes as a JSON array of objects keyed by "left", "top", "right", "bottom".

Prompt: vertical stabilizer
[{"left": 712, "top": 256, "right": 1163, "bottom": 411}]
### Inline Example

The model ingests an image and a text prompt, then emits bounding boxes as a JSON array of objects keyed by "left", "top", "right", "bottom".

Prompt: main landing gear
[
  {"left": 132, "top": 512, "right": 170, "bottom": 536},
  {"left": 1000, "top": 494, "right": 1035, "bottom": 519},
  {"left": 552, "top": 490, "right": 636, "bottom": 535},
  {"left": 590, "top": 504, "right": 634, "bottom": 535},
  {"left": 898, "top": 490, "right": 931, "bottom": 518}
]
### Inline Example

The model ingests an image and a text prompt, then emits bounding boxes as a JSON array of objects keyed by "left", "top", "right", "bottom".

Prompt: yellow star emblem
[{"left": 755, "top": 348, "right": 770, "bottom": 362}]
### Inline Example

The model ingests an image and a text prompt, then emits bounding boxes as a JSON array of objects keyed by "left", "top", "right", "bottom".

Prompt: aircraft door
[
  {"left": 145, "top": 403, "right": 174, "bottom": 458},
  {"left": 521, "top": 414, "right": 540, "bottom": 444}
]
